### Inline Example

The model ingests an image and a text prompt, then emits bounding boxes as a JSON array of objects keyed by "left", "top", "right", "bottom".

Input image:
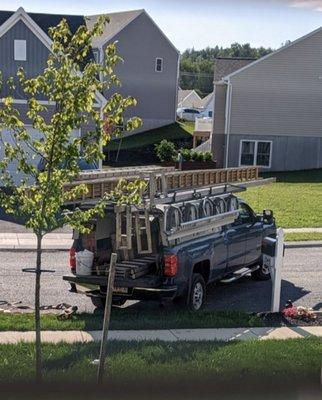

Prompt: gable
[{"left": 226, "top": 26, "right": 322, "bottom": 81}]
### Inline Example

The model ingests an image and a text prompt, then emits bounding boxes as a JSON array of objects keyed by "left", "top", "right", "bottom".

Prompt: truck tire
[
  {"left": 251, "top": 264, "right": 271, "bottom": 281},
  {"left": 91, "top": 296, "right": 105, "bottom": 309},
  {"left": 90, "top": 296, "right": 127, "bottom": 309},
  {"left": 188, "top": 273, "right": 206, "bottom": 311}
]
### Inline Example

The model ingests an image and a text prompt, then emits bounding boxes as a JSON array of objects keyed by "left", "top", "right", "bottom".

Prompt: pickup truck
[{"left": 63, "top": 195, "right": 276, "bottom": 311}]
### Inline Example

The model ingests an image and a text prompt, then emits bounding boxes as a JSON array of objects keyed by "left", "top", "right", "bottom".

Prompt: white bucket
[{"left": 76, "top": 250, "right": 94, "bottom": 276}]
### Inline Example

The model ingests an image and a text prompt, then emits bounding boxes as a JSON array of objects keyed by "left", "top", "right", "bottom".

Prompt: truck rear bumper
[{"left": 64, "top": 275, "right": 178, "bottom": 301}]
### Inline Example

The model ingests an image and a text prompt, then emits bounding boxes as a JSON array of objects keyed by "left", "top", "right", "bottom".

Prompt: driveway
[{"left": 0, "top": 247, "right": 321, "bottom": 313}]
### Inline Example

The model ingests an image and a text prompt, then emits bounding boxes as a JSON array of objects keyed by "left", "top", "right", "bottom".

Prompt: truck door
[
  {"left": 225, "top": 202, "right": 254, "bottom": 273},
  {"left": 240, "top": 202, "right": 263, "bottom": 265}
]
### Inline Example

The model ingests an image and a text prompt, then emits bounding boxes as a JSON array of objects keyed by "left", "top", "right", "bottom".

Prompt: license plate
[{"left": 114, "top": 287, "right": 129, "bottom": 294}]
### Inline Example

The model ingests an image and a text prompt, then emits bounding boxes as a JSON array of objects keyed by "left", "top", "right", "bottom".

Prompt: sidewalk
[
  {"left": 0, "top": 232, "right": 72, "bottom": 250},
  {"left": 0, "top": 326, "right": 321, "bottom": 344},
  {"left": 284, "top": 228, "right": 322, "bottom": 233}
]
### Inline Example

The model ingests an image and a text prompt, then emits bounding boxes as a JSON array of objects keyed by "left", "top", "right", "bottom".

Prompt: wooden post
[{"left": 97, "top": 253, "right": 117, "bottom": 384}]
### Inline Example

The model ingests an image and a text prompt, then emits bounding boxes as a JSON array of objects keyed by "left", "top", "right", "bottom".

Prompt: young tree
[{"left": 0, "top": 16, "right": 141, "bottom": 381}]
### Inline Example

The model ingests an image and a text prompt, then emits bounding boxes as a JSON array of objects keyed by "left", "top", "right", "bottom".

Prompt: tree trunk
[{"left": 35, "top": 234, "right": 43, "bottom": 382}]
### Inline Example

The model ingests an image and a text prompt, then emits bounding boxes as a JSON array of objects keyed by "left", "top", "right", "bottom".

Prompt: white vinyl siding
[
  {"left": 14, "top": 39, "right": 26, "bottom": 61},
  {"left": 239, "top": 140, "right": 272, "bottom": 168}
]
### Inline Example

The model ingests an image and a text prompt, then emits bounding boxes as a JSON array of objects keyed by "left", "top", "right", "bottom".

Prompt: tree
[
  {"left": 0, "top": 16, "right": 142, "bottom": 381},
  {"left": 179, "top": 43, "right": 273, "bottom": 94}
]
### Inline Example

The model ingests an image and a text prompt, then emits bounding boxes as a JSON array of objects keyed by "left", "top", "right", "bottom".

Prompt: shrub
[
  {"left": 181, "top": 148, "right": 192, "bottom": 161},
  {"left": 203, "top": 152, "right": 212, "bottom": 162},
  {"left": 155, "top": 140, "right": 177, "bottom": 162},
  {"left": 191, "top": 151, "right": 200, "bottom": 161}
]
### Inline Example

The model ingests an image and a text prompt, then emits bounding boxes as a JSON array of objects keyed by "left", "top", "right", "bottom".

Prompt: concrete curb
[
  {"left": 284, "top": 241, "right": 322, "bottom": 249},
  {"left": 0, "top": 326, "right": 321, "bottom": 344}
]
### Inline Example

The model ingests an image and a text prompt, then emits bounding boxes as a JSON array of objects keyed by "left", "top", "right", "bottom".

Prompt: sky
[{"left": 1, "top": 0, "right": 322, "bottom": 51}]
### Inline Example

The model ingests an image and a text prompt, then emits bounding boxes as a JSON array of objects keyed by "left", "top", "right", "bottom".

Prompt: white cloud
[{"left": 289, "top": 0, "right": 322, "bottom": 11}]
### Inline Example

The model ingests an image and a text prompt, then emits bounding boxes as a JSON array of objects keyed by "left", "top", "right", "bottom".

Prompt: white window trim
[
  {"left": 239, "top": 139, "right": 273, "bottom": 169},
  {"left": 155, "top": 57, "right": 163, "bottom": 72},
  {"left": 14, "top": 39, "right": 26, "bottom": 61}
]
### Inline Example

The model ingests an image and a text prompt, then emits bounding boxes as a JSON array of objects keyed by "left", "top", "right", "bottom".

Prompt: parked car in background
[{"left": 177, "top": 107, "right": 201, "bottom": 121}]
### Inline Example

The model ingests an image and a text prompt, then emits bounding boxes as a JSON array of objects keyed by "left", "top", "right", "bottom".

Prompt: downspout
[
  {"left": 175, "top": 53, "right": 180, "bottom": 122},
  {"left": 99, "top": 46, "right": 104, "bottom": 170},
  {"left": 224, "top": 78, "right": 232, "bottom": 169}
]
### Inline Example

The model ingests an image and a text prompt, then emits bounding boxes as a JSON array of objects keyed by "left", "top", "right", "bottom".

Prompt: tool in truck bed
[{"left": 63, "top": 166, "right": 277, "bottom": 311}]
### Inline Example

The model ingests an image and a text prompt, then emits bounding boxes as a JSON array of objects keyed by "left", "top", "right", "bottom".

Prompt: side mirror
[{"left": 263, "top": 209, "right": 274, "bottom": 223}]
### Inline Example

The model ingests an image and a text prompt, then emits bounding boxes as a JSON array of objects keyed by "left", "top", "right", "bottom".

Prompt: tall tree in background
[
  {"left": 0, "top": 16, "right": 141, "bottom": 381},
  {"left": 180, "top": 43, "right": 273, "bottom": 95}
]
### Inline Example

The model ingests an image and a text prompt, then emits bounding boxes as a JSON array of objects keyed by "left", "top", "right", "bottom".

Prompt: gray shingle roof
[
  {"left": 86, "top": 10, "right": 144, "bottom": 48},
  {"left": 214, "top": 57, "right": 256, "bottom": 82}
]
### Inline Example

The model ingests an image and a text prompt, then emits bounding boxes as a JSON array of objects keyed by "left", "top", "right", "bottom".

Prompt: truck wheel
[
  {"left": 91, "top": 296, "right": 127, "bottom": 309},
  {"left": 251, "top": 264, "right": 271, "bottom": 281},
  {"left": 188, "top": 273, "right": 206, "bottom": 311},
  {"left": 91, "top": 296, "right": 105, "bottom": 309}
]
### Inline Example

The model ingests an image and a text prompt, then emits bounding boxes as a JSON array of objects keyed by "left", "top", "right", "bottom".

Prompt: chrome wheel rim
[{"left": 192, "top": 282, "right": 204, "bottom": 310}]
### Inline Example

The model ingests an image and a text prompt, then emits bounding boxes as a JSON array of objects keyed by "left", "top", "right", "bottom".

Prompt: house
[
  {"left": 177, "top": 89, "right": 203, "bottom": 109},
  {"left": 0, "top": 7, "right": 179, "bottom": 183},
  {"left": 200, "top": 92, "right": 214, "bottom": 118},
  {"left": 211, "top": 31, "right": 322, "bottom": 171},
  {"left": 87, "top": 10, "right": 179, "bottom": 133}
]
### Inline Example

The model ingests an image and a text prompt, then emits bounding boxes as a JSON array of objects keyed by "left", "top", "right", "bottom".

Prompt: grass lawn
[
  {"left": 285, "top": 232, "right": 322, "bottom": 241},
  {"left": 0, "top": 309, "right": 263, "bottom": 332},
  {"left": 242, "top": 169, "right": 322, "bottom": 228},
  {"left": 0, "top": 338, "right": 320, "bottom": 383},
  {"left": 106, "top": 122, "right": 193, "bottom": 152}
]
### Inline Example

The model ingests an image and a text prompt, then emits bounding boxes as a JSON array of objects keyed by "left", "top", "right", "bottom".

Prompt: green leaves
[{"left": 0, "top": 15, "right": 142, "bottom": 237}]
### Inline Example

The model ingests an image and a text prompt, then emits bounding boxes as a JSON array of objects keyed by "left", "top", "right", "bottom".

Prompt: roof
[
  {"left": 214, "top": 57, "right": 256, "bottom": 82},
  {"left": 223, "top": 25, "right": 322, "bottom": 80},
  {"left": 0, "top": 10, "right": 86, "bottom": 36},
  {"left": 177, "top": 89, "right": 204, "bottom": 108},
  {"left": 86, "top": 9, "right": 144, "bottom": 48},
  {"left": 200, "top": 92, "right": 214, "bottom": 108}
]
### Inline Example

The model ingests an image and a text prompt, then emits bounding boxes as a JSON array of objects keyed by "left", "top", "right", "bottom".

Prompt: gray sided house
[
  {"left": 212, "top": 28, "right": 322, "bottom": 171},
  {"left": 87, "top": 10, "right": 180, "bottom": 133},
  {"left": 0, "top": 8, "right": 178, "bottom": 183}
]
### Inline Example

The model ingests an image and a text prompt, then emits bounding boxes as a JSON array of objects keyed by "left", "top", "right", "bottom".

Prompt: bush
[
  {"left": 155, "top": 140, "right": 177, "bottom": 162},
  {"left": 191, "top": 151, "right": 200, "bottom": 161},
  {"left": 181, "top": 148, "right": 191, "bottom": 161},
  {"left": 203, "top": 152, "right": 212, "bottom": 162}
]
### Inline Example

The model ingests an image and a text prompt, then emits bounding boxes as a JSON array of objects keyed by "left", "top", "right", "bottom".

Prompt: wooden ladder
[{"left": 135, "top": 210, "right": 152, "bottom": 254}]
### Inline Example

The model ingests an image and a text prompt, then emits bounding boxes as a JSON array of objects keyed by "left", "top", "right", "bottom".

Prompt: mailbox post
[{"left": 262, "top": 228, "right": 284, "bottom": 312}]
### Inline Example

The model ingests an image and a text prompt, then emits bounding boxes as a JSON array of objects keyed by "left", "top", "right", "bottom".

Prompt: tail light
[
  {"left": 69, "top": 247, "right": 76, "bottom": 269},
  {"left": 164, "top": 255, "right": 178, "bottom": 277}
]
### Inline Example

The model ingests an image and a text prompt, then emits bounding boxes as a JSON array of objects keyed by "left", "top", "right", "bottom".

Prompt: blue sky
[{"left": 2, "top": 0, "right": 322, "bottom": 51}]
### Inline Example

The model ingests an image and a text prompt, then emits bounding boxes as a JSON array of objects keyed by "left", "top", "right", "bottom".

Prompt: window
[
  {"left": 239, "top": 140, "right": 272, "bottom": 168},
  {"left": 155, "top": 57, "right": 163, "bottom": 72},
  {"left": 234, "top": 202, "right": 255, "bottom": 226},
  {"left": 14, "top": 40, "right": 26, "bottom": 61}
]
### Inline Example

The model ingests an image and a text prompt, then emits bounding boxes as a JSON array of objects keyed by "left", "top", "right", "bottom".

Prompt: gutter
[{"left": 223, "top": 78, "right": 232, "bottom": 169}]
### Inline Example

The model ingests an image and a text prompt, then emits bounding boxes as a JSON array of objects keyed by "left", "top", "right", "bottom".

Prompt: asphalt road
[{"left": 0, "top": 247, "right": 321, "bottom": 313}]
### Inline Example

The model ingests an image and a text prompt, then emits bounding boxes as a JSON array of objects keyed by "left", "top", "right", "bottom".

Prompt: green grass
[
  {"left": 0, "top": 338, "right": 320, "bottom": 383},
  {"left": 242, "top": 169, "right": 322, "bottom": 228},
  {"left": 107, "top": 122, "right": 193, "bottom": 152},
  {"left": 285, "top": 232, "right": 322, "bottom": 241},
  {"left": 0, "top": 309, "right": 263, "bottom": 332}
]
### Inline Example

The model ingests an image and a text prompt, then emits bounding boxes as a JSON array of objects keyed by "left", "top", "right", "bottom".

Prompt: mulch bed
[{"left": 257, "top": 312, "right": 322, "bottom": 327}]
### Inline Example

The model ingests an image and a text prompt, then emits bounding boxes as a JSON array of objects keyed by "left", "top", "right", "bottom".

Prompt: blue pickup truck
[{"left": 63, "top": 197, "right": 276, "bottom": 311}]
